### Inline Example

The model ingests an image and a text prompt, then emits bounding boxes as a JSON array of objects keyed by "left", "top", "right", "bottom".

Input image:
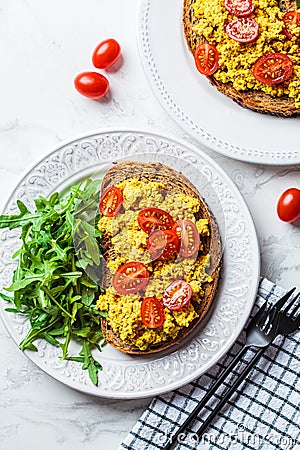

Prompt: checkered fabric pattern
[{"left": 120, "top": 279, "right": 300, "bottom": 450}]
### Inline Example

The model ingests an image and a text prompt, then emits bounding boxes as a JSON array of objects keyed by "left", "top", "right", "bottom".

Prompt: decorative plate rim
[{"left": 0, "top": 128, "right": 260, "bottom": 398}]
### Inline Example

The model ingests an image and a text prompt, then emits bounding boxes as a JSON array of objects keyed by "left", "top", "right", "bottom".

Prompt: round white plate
[
  {"left": 137, "top": 0, "right": 300, "bottom": 165},
  {"left": 0, "top": 129, "right": 260, "bottom": 399}
]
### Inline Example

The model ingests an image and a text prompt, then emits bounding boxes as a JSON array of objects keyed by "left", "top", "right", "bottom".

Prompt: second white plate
[{"left": 137, "top": 0, "right": 300, "bottom": 165}]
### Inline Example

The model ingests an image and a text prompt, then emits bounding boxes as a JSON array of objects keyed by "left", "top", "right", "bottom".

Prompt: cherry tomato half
[
  {"left": 224, "top": 0, "right": 254, "bottom": 17},
  {"left": 99, "top": 186, "right": 123, "bottom": 217},
  {"left": 226, "top": 18, "right": 259, "bottom": 43},
  {"left": 138, "top": 208, "right": 174, "bottom": 235},
  {"left": 173, "top": 220, "right": 200, "bottom": 258},
  {"left": 74, "top": 72, "right": 109, "bottom": 99},
  {"left": 113, "top": 262, "right": 149, "bottom": 295},
  {"left": 162, "top": 280, "right": 193, "bottom": 311},
  {"left": 92, "top": 38, "right": 121, "bottom": 69},
  {"left": 282, "top": 12, "right": 300, "bottom": 39},
  {"left": 141, "top": 297, "right": 165, "bottom": 328},
  {"left": 277, "top": 188, "right": 300, "bottom": 223},
  {"left": 253, "top": 53, "right": 293, "bottom": 85},
  {"left": 147, "top": 229, "right": 180, "bottom": 260},
  {"left": 194, "top": 44, "right": 219, "bottom": 76}
]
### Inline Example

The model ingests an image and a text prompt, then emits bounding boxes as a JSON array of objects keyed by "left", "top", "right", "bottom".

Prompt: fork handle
[
  {"left": 164, "top": 345, "right": 249, "bottom": 450},
  {"left": 196, "top": 346, "right": 265, "bottom": 439}
]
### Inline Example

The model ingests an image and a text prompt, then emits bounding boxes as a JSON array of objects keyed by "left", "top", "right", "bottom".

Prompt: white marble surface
[{"left": 0, "top": 1, "right": 299, "bottom": 449}]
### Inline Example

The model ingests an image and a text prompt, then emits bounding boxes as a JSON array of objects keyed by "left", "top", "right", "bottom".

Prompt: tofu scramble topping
[
  {"left": 96, "top": 178, "right": 213, "bottom": 351},
  {"left": 192, "top": 0, "right": 300, "bottom": 107}
]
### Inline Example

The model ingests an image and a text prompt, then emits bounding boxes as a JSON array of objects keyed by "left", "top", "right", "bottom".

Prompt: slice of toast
[
  {"left": 99, "top": 162, "right": 221, "bottom": 354},
  {"left": 183, "top": 0, "right": 300, "bottom": 117}
]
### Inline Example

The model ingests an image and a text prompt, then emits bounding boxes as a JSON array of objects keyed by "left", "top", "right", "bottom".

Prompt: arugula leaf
[
  {"left": 0, "top": 179, "right": 106, "bottom": 385},
  {"left": 0, "top": 293, "right": 14, "bottom": 302},
  {"left": 42, "top": 332, "right": 61, "bottom": 347},
  {"left": 79, "top": 340, "right": 103, "bottom": 386},
  {"left": 5, "top": 307, "right": 21, "bottom": 313},
  {"left": 5, "top": 275, "right": 43, "bottom": 291}
]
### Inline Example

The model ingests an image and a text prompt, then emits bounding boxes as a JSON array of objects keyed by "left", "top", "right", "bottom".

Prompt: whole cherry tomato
[
  {"left": 74, "top": 72, "right": 109, "bottom": 99},
  {"left": 92, "top": 38, "right": 121, "bottom": 69},
  {"left": 141, "top": 297, "right": 165, "bottom": 328},
  {"left": 277, "top": 188, "right": 300, "bottom": 223}
]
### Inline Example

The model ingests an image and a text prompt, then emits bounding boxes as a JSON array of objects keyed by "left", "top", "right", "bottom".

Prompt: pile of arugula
[{"left": 0, "top": 179, "right": 107, "bottom": 386}]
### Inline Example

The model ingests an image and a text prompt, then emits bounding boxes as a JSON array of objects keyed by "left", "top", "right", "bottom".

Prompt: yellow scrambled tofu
[
  {"left": 96, "top": 178, "right": 213, "bottom": 351},
  {"left": 192, "top": 0, "right": 300, "bottom": 107}
]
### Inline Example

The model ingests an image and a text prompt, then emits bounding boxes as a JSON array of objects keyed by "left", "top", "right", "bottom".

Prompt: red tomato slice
[
  {"left": 74, "top": 72, "right": 109, "bottom": 99},
  {"left": 253, "top": 53, "right": 293, "bottom": 85},
  {"left": 147, "top": 230, "right": 180, "bottom": 260},
  {"left": 99, "top": 186, "right": 123, "bottom": 217},
  {"left": 194, "top": 44, "right": 219, "bottom": 76},
  {"left": 113, "top": 262, "right": 149, "bottom": 295},
  {"left": 92, "top": 38, "right": 121, "bottom": 69},
  {"left": 138, "top": 208, "right": 174, "bottom": 234},
  {"left": 282, "top": 12, "right": 300, "bottom": 39},
  {"left": 173, "top": 220, "right": 200, "bottom": 258},
  {"left": 277, "top": 188, "right": 300, "bottom": 223},
  {"left": 224, "top": 0, "right": 254, "bottom": 17},
  {"left": 141, "top": 297, "right": 165, "bottom": 328},
  {"left": 162, "top": 280, "right": 193, "bottom": 311},
  {"left": 226, "top": 18, "right": 259, "bottom": 43}
]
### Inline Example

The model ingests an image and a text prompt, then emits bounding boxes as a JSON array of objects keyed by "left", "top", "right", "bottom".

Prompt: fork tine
[
  {"left": 265, "top": 307, "right": 278, "bottom": 334},
  {"left": 274, "top": 287, "right": 296, "bottom": 310},
  {"left": 269, "top": 308, "right": 280, "bottom": 338},
  {"left": 289, "top": 293, "right": 300, "bottom": 317},
  {"left": 282, "top": 292, "right": 300, "bottom": 315},
  {"left": 257, "top": 303, "right": 271, "bottom": 328},
  {"left": 251, "top": 300, "right": 268, "bottom": 324}
]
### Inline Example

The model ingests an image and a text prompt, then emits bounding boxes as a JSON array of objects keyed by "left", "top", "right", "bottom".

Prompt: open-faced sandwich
[
  {"left": 183, "top": 0, "right": 300, "bottom": 116},
  {"left": 96, "top": 162, "right": 221, "bottom": 354}
]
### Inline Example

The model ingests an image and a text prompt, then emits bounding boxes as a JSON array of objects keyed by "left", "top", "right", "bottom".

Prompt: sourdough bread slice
[
  {"left": 99, "top": 162, "right": 221, "bottom": 354},
  {"left": 183, "top": 0, "right": 300, "bottom": 117}
]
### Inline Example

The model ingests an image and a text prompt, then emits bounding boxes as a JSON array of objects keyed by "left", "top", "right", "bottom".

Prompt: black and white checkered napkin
[{"left": 120, "top": 279, "right": 300, "bottom": 450}]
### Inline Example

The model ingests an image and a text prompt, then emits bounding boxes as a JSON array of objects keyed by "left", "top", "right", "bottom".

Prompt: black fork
[{"left": 194, "top": 289, "right": 300, "bottom": 440}]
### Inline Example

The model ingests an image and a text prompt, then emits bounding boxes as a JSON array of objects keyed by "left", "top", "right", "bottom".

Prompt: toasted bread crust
[
  {"left": 183, "top": 0, "right": 300, "bottom": 117},
  {"left": 100, "top": 162, "right": 221, "bottom": 354}
]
